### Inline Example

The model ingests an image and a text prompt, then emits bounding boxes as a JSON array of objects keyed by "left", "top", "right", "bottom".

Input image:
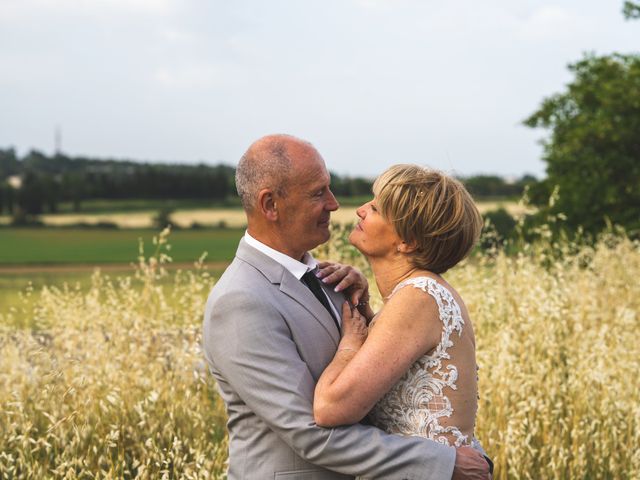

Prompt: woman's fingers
[
  {"left": 341, "top": 300, "right": 353, "bottom": 321},
  {"left": 340, "top": 302, "right": 368, "bottom": 342},
  {"left": 316, "top": 263, "right": 371, "bottom": 312}
]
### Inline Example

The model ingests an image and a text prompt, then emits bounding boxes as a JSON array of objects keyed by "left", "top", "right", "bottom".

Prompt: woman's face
[{"left": 349, "top": 198, "right": 403, "bottom": 258}]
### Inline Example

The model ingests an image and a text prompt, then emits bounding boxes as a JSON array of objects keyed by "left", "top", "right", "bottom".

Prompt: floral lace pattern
[{"left": 367, "top": 276, "right": 473, "bottom": 447}]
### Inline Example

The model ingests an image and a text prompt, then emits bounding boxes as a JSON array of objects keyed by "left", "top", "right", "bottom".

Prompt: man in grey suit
[{"left": 203, "top": 134, "right": 490, "bottom": 479}]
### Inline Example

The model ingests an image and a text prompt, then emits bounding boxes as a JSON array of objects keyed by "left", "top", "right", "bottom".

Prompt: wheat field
[{"left": 1, "top": 229, "right": 639, "bottom": 479}]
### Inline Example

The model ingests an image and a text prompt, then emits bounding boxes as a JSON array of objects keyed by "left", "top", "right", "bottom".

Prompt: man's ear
[{"left": 257, "top": 188, "right": 278, "bottom": 221}]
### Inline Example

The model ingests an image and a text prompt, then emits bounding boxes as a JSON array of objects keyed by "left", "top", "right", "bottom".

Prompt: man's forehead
[
  {"left": 288, "top": 142, "right": 321, "bottom": 162},
  {"left": 289, "top": 162, "right": 330, "bottom": 190}
]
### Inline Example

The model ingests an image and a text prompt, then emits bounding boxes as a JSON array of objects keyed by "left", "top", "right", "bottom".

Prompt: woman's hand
[
  {"left": 338, "top": 301, "right": 368, "bottom": 352},
  {"left": 314, "top": 301, "right": 368, "bottom": 426},
  {"left": 316, "top": 261, "right": 374, "bottom": 320}
]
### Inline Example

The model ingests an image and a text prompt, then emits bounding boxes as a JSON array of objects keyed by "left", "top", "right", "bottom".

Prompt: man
[{"left": 202, "top": 134, "right": 490, "bottom": 479}]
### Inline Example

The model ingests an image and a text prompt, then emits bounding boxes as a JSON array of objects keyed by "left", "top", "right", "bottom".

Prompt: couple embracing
[{"left": 203, "top": 134, "right": 492, "bottom": 480}]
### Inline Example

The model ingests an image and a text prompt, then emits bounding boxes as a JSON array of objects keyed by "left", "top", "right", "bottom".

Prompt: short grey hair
[{"left": 235, "top": 137, "right": 293, "bottom": 211}]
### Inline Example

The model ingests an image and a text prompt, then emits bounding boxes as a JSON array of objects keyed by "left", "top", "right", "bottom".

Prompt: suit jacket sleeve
[{"left": 203, "top": 290, "right": 456, "bottom": 480}]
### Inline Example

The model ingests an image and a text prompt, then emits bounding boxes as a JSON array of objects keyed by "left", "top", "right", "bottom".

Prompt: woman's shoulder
[
  {"left": 387, "top": 273, "right": 466, "bottom": 329},
  {"left": 390, "top": 273, "right": 458, "bottom": 303},
  {"left": 372, "top": 275, "right": 442, "bottom": 331}
]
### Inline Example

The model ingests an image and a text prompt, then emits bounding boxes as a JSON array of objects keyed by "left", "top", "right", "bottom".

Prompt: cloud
[
  {"left": 0, "top": 0, "right": 174, "bottom": 22},
  {"left": 519, "top": 5, "right": 589, "bottom": 41},
  {"left": 353, "top": 0, "right": 387, "bottom": 8},
  {"left": 351, "top": 0, "right": 416, "bottom": 10},
  {"left": 160, "top": 28, "right": 197, "bottom": 44},
  {"left": 153, "top": 64, "right": 223, "bottom": 89}
]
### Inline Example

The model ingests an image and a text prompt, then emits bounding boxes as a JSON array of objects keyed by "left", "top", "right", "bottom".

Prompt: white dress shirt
[{"left": 244, "top": 231, "right": 341, "bottom": 323}]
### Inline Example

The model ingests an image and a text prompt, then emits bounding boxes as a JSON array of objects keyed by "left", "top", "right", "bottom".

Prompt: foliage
[
  {"left": 2, "top": 229, "right": 639, "bottom": 478},
  {"left": 623, "top": 1, "right": 640, "bottom": 19},
  {"left": 330, "top": 174, "right": 373, "bottom": 197},
  {"left": 328, "top": 173, "right": 536, "bottom": 201},
  {"left": 153, "top": 207, "right": 175, "bottom": 230},
  {"left": 524, "top": 53, "right": 640, "bottom": 236},
  {"left": 0, "top": 150, "right": 237, "bottom": 214},
  {"left": 461, "top": 175, "right": 536, "bottom": 199},
  {"left": 479, "top": 208, "right": 517, "bottom": 250}
]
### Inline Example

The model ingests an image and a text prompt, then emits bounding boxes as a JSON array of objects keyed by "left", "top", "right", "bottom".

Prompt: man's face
[{"left": 276, "top": 149, "right": 339, "bottom": 258}]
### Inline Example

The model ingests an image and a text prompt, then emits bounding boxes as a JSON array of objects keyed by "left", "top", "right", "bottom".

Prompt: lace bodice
[{"left": 367, "top": 276, "right": 477, "bottom": 447}]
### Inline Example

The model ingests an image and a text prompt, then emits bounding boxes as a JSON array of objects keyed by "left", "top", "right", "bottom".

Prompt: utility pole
[{"left": 54, "top": 125, "right": 62, "bottom": 155}]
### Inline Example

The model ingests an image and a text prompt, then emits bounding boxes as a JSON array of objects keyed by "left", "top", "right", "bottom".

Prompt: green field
[{"left": 0, "top": 227, "right": 243, "bottom": 265}]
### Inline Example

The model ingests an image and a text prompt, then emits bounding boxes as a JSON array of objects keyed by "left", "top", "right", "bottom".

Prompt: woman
[{"left": 314, "top": 164, "right": 484, "bottom": 450}]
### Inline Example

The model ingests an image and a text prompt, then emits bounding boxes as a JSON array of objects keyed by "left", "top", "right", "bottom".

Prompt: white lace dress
[{"left": 367, "top": 276, "right": 480, "bottom": 449}]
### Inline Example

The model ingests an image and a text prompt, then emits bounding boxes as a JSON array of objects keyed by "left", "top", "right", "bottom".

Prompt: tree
[
  {"left": 461, "top": 175, "right": 533, "bottom": 198},
  {"left": 0, "top": 148, "right": 19, "bottom": 178},
  {"left": 481, "top": 207, "right": 517, "bottom": 250},
  {"left": 524, "top": 53, "right": 640, "bottom": 235},
  {"left": 623, "top": 1, "right": 640, "bottom": 19},
  {"left": 153, "top": 207, "right": 175, "bottom": 230}
]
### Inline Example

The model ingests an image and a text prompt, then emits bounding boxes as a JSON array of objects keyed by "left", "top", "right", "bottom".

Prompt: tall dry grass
[
  {"left": 1, "top": 226, "right": 639, "bottom": 478},
  {"left": 452, "top": 235, "right": 640, "bottom": 479},
  {"left": 0, "top": 229, "right": 227, "bottom": 478}
]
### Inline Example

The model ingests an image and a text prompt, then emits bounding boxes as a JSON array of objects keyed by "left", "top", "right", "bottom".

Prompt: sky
[{"left": 0, "top": 1, "right": 637, "bottom": 179}]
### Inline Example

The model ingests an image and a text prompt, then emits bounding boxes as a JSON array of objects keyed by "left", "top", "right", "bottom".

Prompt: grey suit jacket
[{"left": 202, "top": 238, "right": 456, "bottom": 480}]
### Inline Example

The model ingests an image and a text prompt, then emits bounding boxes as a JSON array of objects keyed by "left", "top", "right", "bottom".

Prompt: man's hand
[
  {"left": 316, "top": 262, "right": 373, "bottom": 320},
  {"left": 452, "top": 446, "right": 491, "bottom": 480}
]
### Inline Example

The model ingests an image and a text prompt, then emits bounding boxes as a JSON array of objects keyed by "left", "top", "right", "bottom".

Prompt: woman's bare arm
[{"left": 313, "top": 287, "right": 441, "bottom": 427}]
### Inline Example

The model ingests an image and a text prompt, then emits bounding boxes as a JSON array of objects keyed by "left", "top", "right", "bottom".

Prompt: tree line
[
  {"left": 0, "top": 148, "right": 533, "bottom": 217},
  {"left": 0, "top": 150, "right": 237, "bottom": 215}
]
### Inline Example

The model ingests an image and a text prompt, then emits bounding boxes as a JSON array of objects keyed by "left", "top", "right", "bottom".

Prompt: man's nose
[{"left": 326, "top": 190, "right": 339, "bottom": 211}]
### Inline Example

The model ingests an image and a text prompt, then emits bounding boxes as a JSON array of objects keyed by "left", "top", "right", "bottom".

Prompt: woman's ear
[
  {"left": 258, "top": 189, "right": 278, "bottom": 221},
  {"left": 397, "top": 240, "right": 417, "bottom": 254}
]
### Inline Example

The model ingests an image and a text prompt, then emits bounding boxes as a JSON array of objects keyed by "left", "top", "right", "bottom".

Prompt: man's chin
[
  {"left": 301, "top": 229, "right": 331, "bottom": 252},
  {"left": 316, "top": 226, "right": 331, "bottom": 244}
]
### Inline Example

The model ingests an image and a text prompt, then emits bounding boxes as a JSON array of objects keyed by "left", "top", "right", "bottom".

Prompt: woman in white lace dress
[{"left": 314, "top": 164, "right": 488, "bottom": 458}]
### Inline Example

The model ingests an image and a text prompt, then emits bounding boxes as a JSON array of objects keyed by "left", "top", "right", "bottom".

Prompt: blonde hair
[{"left": 373, "top": 164, "right": 482, "bottom": 274}]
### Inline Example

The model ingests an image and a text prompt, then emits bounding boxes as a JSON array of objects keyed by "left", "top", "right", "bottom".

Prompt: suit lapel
[
  {"left": 279, "top": 274, "right": 341, "bottom": 345},
  {"left": 236, "top": 238, "right": 341, "bottom": 346},
  {"left": 324, "top": 286, "right": 346, "bottom": 323}
]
